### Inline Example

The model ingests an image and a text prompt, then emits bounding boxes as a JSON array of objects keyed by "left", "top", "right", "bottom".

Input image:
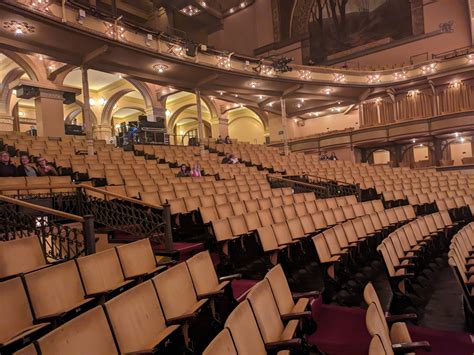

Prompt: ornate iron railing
[
  {"left": 0, "top": 184, "right": 176, "bottom": 253},
  {"left": 76, "top": 186, "right": 172, "bottom": 251},
  {"left": 268, "top": 174, "right": 360, "bottom": 200},
  {"left": 0, "top": 195, "right": 94, "bottom": 260}
]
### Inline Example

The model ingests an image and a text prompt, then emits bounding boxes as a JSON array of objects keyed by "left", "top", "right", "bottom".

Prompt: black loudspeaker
[
  {"left": 63, "top": 92, "right": 76, "bottom": 105},
  {"left": 138, "top": 115, "right": 148, "bottom": 123},
  {"left": 186, "top": 41, "right": 197, "bottom": 57},
  {"left": 15, "top": 85, "right": 39, "bottom": 99},
  {"left": 155, "top": 117, "right": 165, "bottom": 129}
]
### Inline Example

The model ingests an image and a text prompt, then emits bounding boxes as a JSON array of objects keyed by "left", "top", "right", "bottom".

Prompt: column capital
[{"left": 37, "top": 88, "right": 65, "bottom": 101}]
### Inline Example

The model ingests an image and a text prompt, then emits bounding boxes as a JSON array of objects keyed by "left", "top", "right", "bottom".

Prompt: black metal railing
[
  {"left": 268, "top": 174, "right": 360, "bottom": 200},
  {"left": 0, "top": 184, "right": 173, "bottom": 252},
  {"left": 0, "top": 195, "right": 94, "bottom": 260}
]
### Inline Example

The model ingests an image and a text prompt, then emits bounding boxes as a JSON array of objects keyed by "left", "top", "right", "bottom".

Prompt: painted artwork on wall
[{"left": 309, "top": 0, "right": 414, "bottom": 63}]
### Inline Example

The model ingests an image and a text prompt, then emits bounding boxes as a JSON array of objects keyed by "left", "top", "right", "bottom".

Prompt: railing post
[
  {"left": 83, "top": 214, "right": 96, "bottom": 255},
  {"left": 163, "top": 203, "right": 173, "bottom": 252}
]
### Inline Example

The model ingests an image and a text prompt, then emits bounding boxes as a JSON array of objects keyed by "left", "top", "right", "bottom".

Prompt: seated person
[
  {"left": 221, "top": 154, "right": 231, "bottom": 164},
  {"left": 0, "top": 151, "right": 17, "bottom": 177},
  {"left": 329, "top": 152, "right": 338, "bottom": 160},
  {"left": 190, "top": 163, "right": 202, "bottom": 177},
  {"left": 216, "top": 136, "right": 223, "bottom": 144},
  {"left": 17, "top": 154, "right": 38, "bottom": 177},
  {"left": 320, "top": 152, "right": 328, "bottom": 160},
  {"left": 177, "top": 164, "right": 190, "bottom": 177},
  {"left": 229, "top": 154, "right": 239, "bottom": 164},
  {"left": 36, "top": 157, "right": 58, "bottom": 176},
  {"left": 224, "top": 135, "right": 232, "bottom": 144}
]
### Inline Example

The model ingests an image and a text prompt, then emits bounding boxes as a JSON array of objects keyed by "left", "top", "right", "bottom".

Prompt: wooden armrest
[
  {"left": 281, "top": 311, "right": 313, "bottom": 321},
  {"left": 125, "top": 350, "right": 156, "bottom": 354},
  {"left": 35, "top": 311, "right": 67, "bottom": 322},
  {"left": 197, "top": 289, "right": 225, "bottom": 300},
  {"left": 166, "top": 312, "right": 197, "bottom": 325},
  {"left": 465, "top": 271, "right": 474, "bottom": 277},
  {"left": 394, "top": 264, "right": 414, "bottom": 270},
  {"left": 292, "top": 290, "right": 320, "bottom": 300},
  {"left": 386, "top": 313, "right": 417, "bottom": 324},
  {"left": 265, "top": 338, "right": 303, "bottom": 351},
  {"left": 392, "top": 341, "right": 431, "bottom": 353},
  {"left": 399, "top": 256, "right": 417, "bottom": 261},
  {"left": 219, "top": 273, "right": 242, "bottom": 282}
]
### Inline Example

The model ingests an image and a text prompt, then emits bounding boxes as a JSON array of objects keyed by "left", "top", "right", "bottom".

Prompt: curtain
[
  {"left": 361, "top": 102, "right": 378, "bottom": 127},
  {"left": 379, "top": 100, "right": 395, "bottom": 124},
  {"left": 397, "top": 92, "right": 433, "bottom": 120},
  {"left": 438, "top": 82, "right": 474, "bottom": 114}
]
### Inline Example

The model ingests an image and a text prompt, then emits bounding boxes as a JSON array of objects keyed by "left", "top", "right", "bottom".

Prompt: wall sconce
[
  {"left": 165, "top": 110, "right": 171, "bottom": 117},
  {"left": 333, "top": 73, "right": 346, "bottom": 82},
  {"left": 407, "top": 89, "right": 420, "bottom": 97},
  {"left": 298, "top": 70, "right": 312, "bottom": 80},
  {"left": 99, "top": 97, "right": 106, "bottom": 106},
  {"left": 217, "top": 56, "right": 231, "bottom": 70},
  {"left": 393, "top": 71, "right": 407, "bottom": 80},
  {"left": 89, "top": 98, "right": 96, "bottom": 106},
  {"left": 367, "top": 74, "right": 381, "bottom": 84},
  {"left": 30, "top": 0, "right": 51, "bottom": 12},
  {"left": 421, "top": 63, "right": 437, "bottom": 74}
]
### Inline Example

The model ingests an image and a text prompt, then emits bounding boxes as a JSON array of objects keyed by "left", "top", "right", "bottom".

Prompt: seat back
[
  {"left": 224, "top": 301, "right": 267, "bottom": 355},
  {"left": 115, "top": 238, "right": 157, "bottom": 279},
  {"left": 104, "top": 281, "right": 168, "bottom": 353},
  {"left": 37, "top": 306, "right": 117, "bottom": 355},
  {"left": 363, "top": 282, "right": 389, "bottom": 335},
  {"left": 0, "top": 235, "right": 46, "bottom": 279},
  {"left": 369, "top": 334, "right": 393, "bottom": 355},
  {"left": 186, "top": 251, "right": 219, "bottom": 296},
  {"left": 203, "top": 328, "right": 237, "bottom": 355},
  {"left": 24, "top": 260, "right": 85, "bottom": 319},
  {"left": 247, "top": 280, "right": 285, "bottom": 343},
  {"left": 152, "top": 262, "right": 198, "bottom": 319},
  {"left": 76, "top": 248, "right": 126, "bottom": 296},
  {"left": 365, "top": 303, "right": 392, "bottom": 351},
  {"left": 265, "top": 264, "right": 295, "bottom": 315},
  {"left": 0, "top": 277, "right": 36, "bottom": 345}
]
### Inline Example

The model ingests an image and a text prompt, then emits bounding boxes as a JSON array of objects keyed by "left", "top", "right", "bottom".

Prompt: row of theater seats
[
  {"left": 4, "top": 248, "right": 247, "bottom": 354},
  {"left": 203, "top": 263, "right": 319, "bottom": 355},
  {"left": 0, "top": 176, "right": 74, "bottom": 195},
  {"left": 448, "top": 222, "right": 474, "bottom": 331},
  {"left": 364, "top": 282, "right": 431, "bottom": 355},
  {"left": 377, "top": 211, "right": 459, "bottom": 313},
  {"left": 391, "top": 189, "right": 471, "bottom": 206}
]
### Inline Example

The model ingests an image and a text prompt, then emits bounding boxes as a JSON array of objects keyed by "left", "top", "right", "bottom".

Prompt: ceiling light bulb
[
  {"left": 15, "top": 28, "right": 23, "bottom": 34},
  {"left": 89, "top": 98, "right": 96, "bottom": 106},
  {"left": 240, "top": 2, "right": 246, "bottom": 8},
  {"left": 165, "top": 109, "right": 171, "bottom": 117},
  {"left": 99, "top": 97, "right": 106, "bottom": 105}
]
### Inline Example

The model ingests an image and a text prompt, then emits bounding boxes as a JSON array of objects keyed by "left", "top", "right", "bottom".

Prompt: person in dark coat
[
  {"left": 0, "top": 151, "right": 17, "bottom": 177},
  {"left": 16, "top": 154, "right": 38, "bottom": 177}
]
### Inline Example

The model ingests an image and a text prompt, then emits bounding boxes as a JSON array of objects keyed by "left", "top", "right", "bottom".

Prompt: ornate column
[
  {"left": 212, "top": 104, "right": 229, "bottom": 139},
  {"left": 195, "top": 89, "right": 205, "bottom": 150},
  {"left": 34, "top": 89, "right": 65, "bottom": 137},
  {"left": 93, "top": 124, "right": 113, "bottom": 141},
  {"left": 433, "top": 137, "right": 443, "bottom": 165},
  {"left": 280, "top": 97, "right": 289, "bottom": 156},
  {"left": 81, "top": 67, "right": 94, "bottom": 156}
]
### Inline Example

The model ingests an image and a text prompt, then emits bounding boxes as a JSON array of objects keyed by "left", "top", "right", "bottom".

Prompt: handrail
[
  {"left": 0, "top": 183, "right": 164, "bottom": 210},
  {"left": 79, "top": 185, "right": 163, "bottom": 210},
  {"left": 0, "top": 194, "right": 85, "bottom": 222},
  {"left": 273, "top": 175, "right": 327, "bottom": 189},
  {"left": 304, "top": 174, "right": 356, "bottom": 187}
]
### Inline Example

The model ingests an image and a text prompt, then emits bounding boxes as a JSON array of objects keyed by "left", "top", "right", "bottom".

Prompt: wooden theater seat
[
  {"left": 247, "top": 280, "right": 304, "bottom": 349},
  {"left": 105, "top": 280, "right": 180, "bottom": 354},
  {"left": 365, "top": 303, "right": 430, "bottom": 354},
  {"left": 265, "top": 264, "right": 318, "bottom": 316},
  {"left": 115, "top": 238, "right": 165, "bottom": 280},
  {"left": 224, "top": 301, "right": 269, "bottom": 354},
  {"left": 0, "top": 277, "right": 50, "bottom": 353},
  {"left": 75, "top": 248, "right": 133, "bottom": 298},
  {"left": 0, "top": 235, "right": 48, "bottom": 280},
  {"left": 23, "top": 260, "right": 94, "bottom": 322},
  {"left": 203, "top": 328, "right": 237, "bottom": 355},
  {"left": 152, "top": 262, "right": 208, "bottom": 323},
  {"left": 34, "top": 306, "right": 117, "bottom": 355}
]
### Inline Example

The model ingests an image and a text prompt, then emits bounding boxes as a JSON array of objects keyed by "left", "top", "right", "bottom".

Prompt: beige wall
[
  {"left": 208, "top": 0, "right": 274, "bottom": 56},
  {"left": 288, "top": 110, "right": 359, "bottom": 139},
  {"left": 450, "top": 141, "right": 473, "bottom": 165},
  {"left": 413, "top": 145, "right": 429, "bottom": 162},
  {"left": 339, "top": 0, "right": 471, "bottom": 67},
  {"left": 229, "top": 116, "right": 265, "bottom": 144},
  {"left": 373, "top": 149, "right": 391, "bottom": 165}
]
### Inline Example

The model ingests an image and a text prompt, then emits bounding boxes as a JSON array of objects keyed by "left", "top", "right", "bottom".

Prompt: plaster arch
[{"left": 100, "top": 88, "right": 134, "bottom": 125}]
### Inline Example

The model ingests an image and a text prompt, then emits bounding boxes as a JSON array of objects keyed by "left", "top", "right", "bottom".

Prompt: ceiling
[
  {"left": 113, "top": 107, "right": 143, "bottom": 118},
  {"left": 64, "top": 69, "right": 122, "bottom": 91}
]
